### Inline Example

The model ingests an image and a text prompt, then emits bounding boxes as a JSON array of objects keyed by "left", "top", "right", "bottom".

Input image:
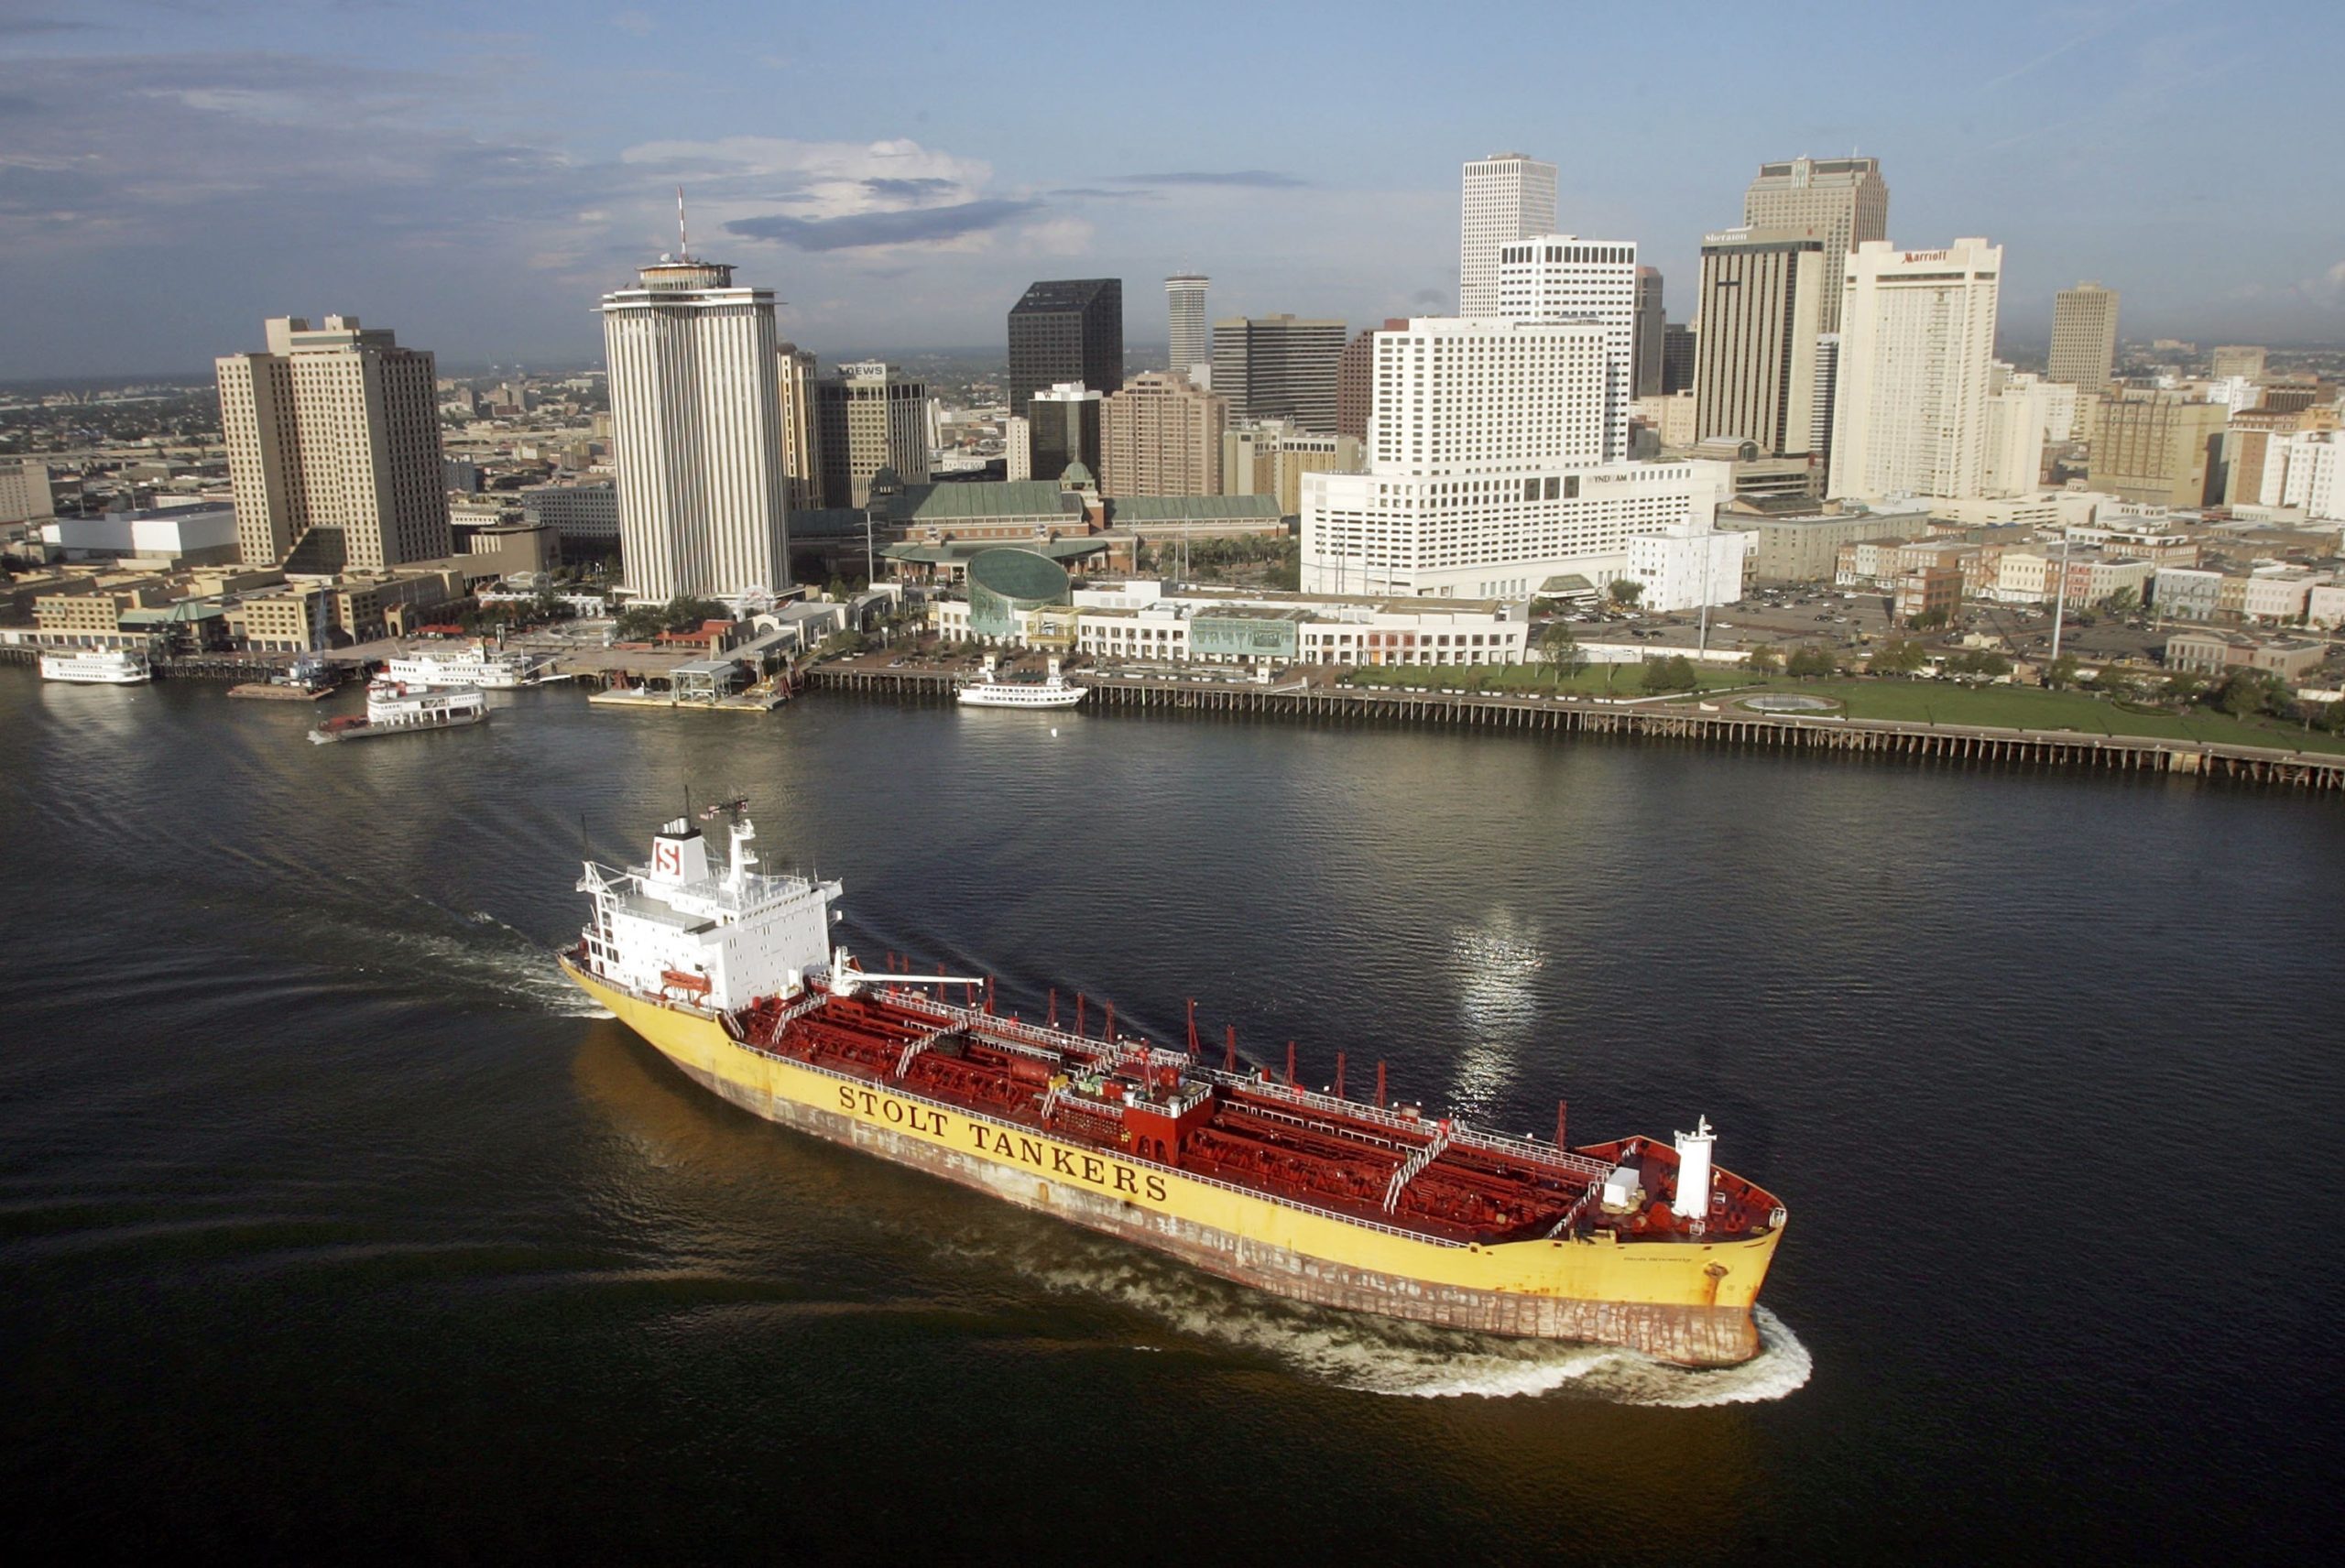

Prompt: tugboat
[
  {"left": 956, "top": 653, "right": 1085, "bottom": 710},
  {"left": 308, "top": 679, "right": 489, "bottom": 744},
  {"left": 558, "top": 803, "right": 1787, "bottom": 1366}
]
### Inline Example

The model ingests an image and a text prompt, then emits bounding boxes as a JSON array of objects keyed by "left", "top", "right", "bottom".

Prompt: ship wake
[{"left": 1006, "top": 1239, "right": 1811, "bottom": 1406}]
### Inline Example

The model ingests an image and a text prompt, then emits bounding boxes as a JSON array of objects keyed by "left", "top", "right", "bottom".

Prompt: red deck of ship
[{"left": 728, "top": 985, "right": 1780, "bottom": 1247}]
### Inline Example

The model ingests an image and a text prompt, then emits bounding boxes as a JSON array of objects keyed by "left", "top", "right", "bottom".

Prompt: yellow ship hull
[{"left": 565, "top": 959, "right": 1782, "bottom": 1366}]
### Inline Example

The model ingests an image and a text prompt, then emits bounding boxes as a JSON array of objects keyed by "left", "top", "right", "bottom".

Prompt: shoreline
[{"left": 804, "top": 664, "right": 2345, "bottom": 794}]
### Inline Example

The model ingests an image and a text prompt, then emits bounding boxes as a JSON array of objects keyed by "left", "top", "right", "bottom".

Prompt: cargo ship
[{"left": 559, "top": 806, "right": 1785, "bottom": 1365}]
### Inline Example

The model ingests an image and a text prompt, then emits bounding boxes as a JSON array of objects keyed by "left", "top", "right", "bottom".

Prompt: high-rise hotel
[
  {"left": 215, "top": 315, "right": 452, "bottom": 571},
  {"left": 600, "top": 249, "right": 789, "bottom": 603},
  {"left": 1495, "top": 234, "right": 1642, "bottom": 461},
  {"left": 1300, "top": 317, "right": 1726, "bottom": 599},
  {"left": 1828, "top": 238, "right": 2003, "bottom": 502}
]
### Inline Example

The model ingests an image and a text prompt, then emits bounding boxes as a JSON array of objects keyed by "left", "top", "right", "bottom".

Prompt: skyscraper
[
  {"left": 1692, "top": 228, "right": 1827, "bottom": 457},
  {"left": 2048, "top": 282, "right": 2121, "bottom": 391},
  {"left": 1828, "top": 238, "right": 2002, "bottom": 502},
  {"left": 1336, "top": 322, "right": 1399, "bottom": 442},
  {"left": 1210, "top": 315, "right": 1348, "bottom": 432},
  {"left": 215, "top": 315, "right": 453, "bottom": 572},
  {"left": 1007, "top": 278, "right": 1123, "bottom": 424},
  {"left": 1102, "top": 373, "right": 1227, "bottom": 497},
  {"left": 1662, "top": 323, "right": 1697, "bottom": 395},
  {"left": 600, "top": 250, "right": 788, "bottom": 603},
  {"left": 1029, "top": 383, "right": 1104, "bottom": 481},
  {"left": 1165, "top": 274, "right": 1209, "bottom": 382},
  {"left": 775, "top": 343, "right": 824, "bottom": 513},
  {"left": 2086, "top": 390, "right": 2229, "bottom": 507},
  {"left": 1459, "top": 152, "right": 1557, "bottom": 315},
  {"left": 1632, "top": 267, "right": 1666, "bottom": 397},
  {"left": 1496, "top": 234, "right": 1640, "bottom": 461},
  {"left": 813, "top": 361, "right": 932, "bottom": 508},
  {"left": 1741, "top": 156, "right": 1889, "bottom": 332}
]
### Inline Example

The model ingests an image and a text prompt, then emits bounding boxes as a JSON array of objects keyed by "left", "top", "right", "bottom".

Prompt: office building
[
  {"left": 1691, "top": 227, "right": 1827, "bottom": 458},
  {"left": 1224, "top": 421, "right": 1362, "bottom": 517},
  {"left": 0, "top": 459, "right": 52, "bottom": 525},
  {"left": 2087, "top": 390, "right": 2228, "bottom": 508},
  {"left": 1007, "top": 278, "right": 1123, "bottom": 422},
  {"left": 1632, "top": 267, "right": 1666, "bottom": 397},
  {"left": 2210, "top": 344, "right": 2268, "bottom": 382},
  {"left": 1828, "top": 238, "right": 2002, "bottom": 502},
  {"left": 1102, "top": 373, "right": 1227, "bottom": 498},
  {"left": 1811, "top": 334, "right": 1840, "bottom": 467},
  {"left": 520, "top": 480, "right": 621, "bottom": 550},
  {"left": 1210, "top": 315, "right": 1347, "bottom": 432},
  {"left": 1335, "top": 324, "right": 1385, "bottom": 442},
  {"left": 1166, "top": 275, "right": 1210, "bottom": 383},
  {"left": 599, "top": 251, "right": 788, "bottom": 603},
  {"left": 2048, "top": 282, "right": 2121, "bottom": 391},
  {"left": 214, "top": 316, "right": 453, "bottom": 572},
  {"left": 1030, "top": 383, "right": 1103, "bottom": 481},
  {"left": 1004, "top": 416, "right": 1032, "bottom": 483},
  {"left": 776, "top": 343, "right": 824, "bottom": 512},
  {"left": 1624, "top": 518, "right": 1753, "bottom": 612},
  {"left": 1983, "top": 369, "right": 2060, "bottom": 497},
  {"left": 1459, "top": 151, "right": 1557, "bottom": 315},
  {"left": 813, "top": 361, "right": 931, "bottom": 508},
  {"left": 1497, "top": 234, "right": 1641, "bottom": 461},
  {"left": 2262, "top": 429, "right": 2345, "bottom": 520},
  {"left": 1301, "top": 316, "right": 1727, "bottom": 598},
  {"left": 1741, "top": 156, "right": 1889, "bottom": 332},
  {"left": 1662, "top": 322, "right": 1696, "bottom": 395}
]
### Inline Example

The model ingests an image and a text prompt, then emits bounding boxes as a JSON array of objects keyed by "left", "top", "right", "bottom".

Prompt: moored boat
[
  {"left": 39, "top": 648, "right": 152, "bottom": 685},
  {"left": 957, "top": 654, "right": 1085, "bottom": 710}
]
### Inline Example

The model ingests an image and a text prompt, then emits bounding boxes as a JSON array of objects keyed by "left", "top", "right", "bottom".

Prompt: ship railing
[
  {"left": 1543, "top": 1181, "right": 1609, "bottom": 1239},
  {"left": 1383, "top": 1124, "right": 1455, "bottom": 1213},
  {"left": 717, "top": 1031, "right": 1478, "bottom": 1251},
  {"left": 1235, "top": 1096, "right": 1414, "bottom": 1156},
  {"left": 895, "top": 1024, "right": 955, "bottom": 1079}
]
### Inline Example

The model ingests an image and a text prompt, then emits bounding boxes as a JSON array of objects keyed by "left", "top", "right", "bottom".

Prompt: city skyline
[{"left": 3, "top": 0, "right": 2341, "bottom": 379}]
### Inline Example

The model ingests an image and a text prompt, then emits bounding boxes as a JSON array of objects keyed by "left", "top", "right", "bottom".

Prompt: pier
[{"left": 804, "top": 665, "right": 2345, "bottom": 793}]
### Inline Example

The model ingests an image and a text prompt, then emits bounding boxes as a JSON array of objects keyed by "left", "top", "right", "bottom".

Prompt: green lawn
[
  {"left": 1740, "top": 677, "right": 2345, "bottom": 755},
  {"left": 1335, "top": 664, "right": 2345, "bottom": 755}
]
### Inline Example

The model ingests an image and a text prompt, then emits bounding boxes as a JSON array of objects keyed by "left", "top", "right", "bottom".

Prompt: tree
[
  {"left": 2212, "top": 668, "right": 2286, "bottom": 718},
  {"left": 2045, "top": 652, "right": 2081, "bottom": 690},
  {"left": 1539, "top": 619, "right": 1587, "bottom": 677},
  {"left": 1609, "top": 578, "right": 1644, "bottom": 609},
  {"left": 2161, "top": 670, "right": 2208, "bottom": 705},
  {"left": 1642, "top": 655, "right": 1696, "bottom": 692},
  {"left": 2100, "top": 584, "right": 2142, "bottom": 619},
  {"left": 2091, "top": 662, "right": 2140, "bottom": 701},
  {"left": 1907, "top": 607, "right": 1950, "bottom": 631},
  {"left": 1871, "top": 639, "right": 1927, "bottom": 677},
  {"left": 1784, "top": 646, "right": 1837, "bottom": 680},
  {"left": 1744, "top": 644, "right": 1783, "bottom": 675},
  {"left": 1946, "top": 648, "right": 2011, "bottom": 681}
]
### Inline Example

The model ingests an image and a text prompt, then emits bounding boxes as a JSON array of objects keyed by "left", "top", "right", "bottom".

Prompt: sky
[{"left": 3, "top": 0, "right": 2340, "bottom": 379}]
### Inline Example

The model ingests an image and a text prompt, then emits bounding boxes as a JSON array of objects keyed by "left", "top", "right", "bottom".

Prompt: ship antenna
[{"left": 677, "top": 185, "right": 689, "bottom": 259}]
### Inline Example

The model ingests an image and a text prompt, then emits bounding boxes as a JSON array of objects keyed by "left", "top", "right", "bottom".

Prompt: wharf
[{"left": 804, "top": 665, "right": 2345, "bottom": 794}]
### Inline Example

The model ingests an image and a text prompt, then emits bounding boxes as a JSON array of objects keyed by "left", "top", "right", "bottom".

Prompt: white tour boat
[
  {"left": 39, "top": 648, "right": 153, "bottom": 685},
  {"left": 381, "top": 645, "right": 543, "bottom": 690},
  {"left": 308, "top": 679, "right": 490, "bottom": 744},
  {"left": 956, "top": 654, "right": 1086, "bottom": 710}
]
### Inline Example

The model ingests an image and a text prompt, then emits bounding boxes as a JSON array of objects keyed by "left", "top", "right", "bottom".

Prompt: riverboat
[
  {"left": 39, "top": 648, "right": 152, "bottom": 685},
  {"left": 956, "top": 654, "right": 1085, "bottom": 710},
  {"left": 308, "top": 680, "right": 489, "bottom": 744}
]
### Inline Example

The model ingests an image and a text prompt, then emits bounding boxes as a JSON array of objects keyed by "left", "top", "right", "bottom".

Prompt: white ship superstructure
[
  {"left": 956, "top": 655, "right": 1085, "bottom": 710},
  {"left": 575, "top": 810, "right": 840, "bottom": 1011},
  {"left": 40, "top": 648, "right": 152, "bottom": 685},
  {"left": 309, "top": 679, "right": 489, "bottom": 743},
  {"left": 383, "top": 647, "right": 543, "bottom": 689}
]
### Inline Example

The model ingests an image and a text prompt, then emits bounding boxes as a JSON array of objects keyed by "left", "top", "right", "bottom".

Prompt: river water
[{"left": 1, "top": 673, "right": 2334, "bottom": 1562}]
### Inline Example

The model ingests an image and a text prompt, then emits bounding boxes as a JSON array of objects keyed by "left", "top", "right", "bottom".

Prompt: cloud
[
  {"left": 1109, "top": 169, "right": 1305, "bottom": 189},
  {"left": 1409, "top": 287, "right": 1446, "bottom": 307},
  {"left": 1046, "top": 186, "right": 1160, "bottom": 201},
  {"left": 728, "top": 199, "right": 1042, "bottom": 252},
  {"left": 0, "top": 16, "right": 98, "bottom": 35},
  {"left": 862, "top": 176, "right": 958, "bottom": 201}
]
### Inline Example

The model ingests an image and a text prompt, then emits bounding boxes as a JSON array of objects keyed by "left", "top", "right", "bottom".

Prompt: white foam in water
[{"left": 999, "top": 1233, "right": 1811, "bottom": 1405}]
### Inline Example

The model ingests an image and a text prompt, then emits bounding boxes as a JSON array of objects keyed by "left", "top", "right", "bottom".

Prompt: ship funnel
[
  {"left": 1674, "top": 1116, "right": 1715, "bottom": 1231},
  {"left": 647, "top": 820, "right": 710, "bottom": 890}
]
